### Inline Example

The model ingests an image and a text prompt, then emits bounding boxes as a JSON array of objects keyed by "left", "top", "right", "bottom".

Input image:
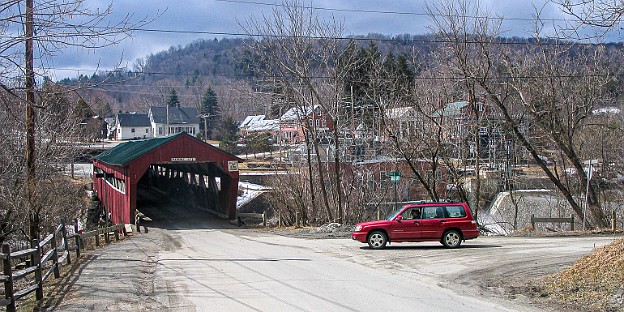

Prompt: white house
[
  {"left": 239, "top": 115, "right": 279, "bottom": 139},
  {"left": 115, "top": 113, "right": 152, "bottom": 140},
  {"left": 149, "top": 107, "right": 200, "bottom": 137}
]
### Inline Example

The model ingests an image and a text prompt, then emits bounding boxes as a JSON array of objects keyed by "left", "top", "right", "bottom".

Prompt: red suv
[{"left": 351, "top": 201, "right": 479, "bottom": 249}]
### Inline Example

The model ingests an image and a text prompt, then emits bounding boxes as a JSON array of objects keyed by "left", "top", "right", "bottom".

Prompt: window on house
[
  {"left": 131, "top": 128, "right": 135, "bottom": 133},
  {"left": 146, "top": 128, "right": 149, "bottom": 133},
  {"left": 159, "top": 127, "right": 163, "bottom": 135}
]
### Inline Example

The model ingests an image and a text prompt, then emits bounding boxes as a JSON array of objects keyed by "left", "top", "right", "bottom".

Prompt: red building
[
  {"left": 92, "top": 133, "right": 242, "bottom": 224},
  {"left": 278, "top": 105, "right": 334, "bottom": 144}
]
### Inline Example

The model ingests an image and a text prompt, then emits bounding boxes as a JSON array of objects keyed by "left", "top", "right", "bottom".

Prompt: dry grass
[{"left": 543, "top": 238, "right": 624, "bottom": 311}]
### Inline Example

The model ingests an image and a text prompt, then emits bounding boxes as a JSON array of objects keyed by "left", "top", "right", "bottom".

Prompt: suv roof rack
[{"left": 403, "top": 199, "right": 456, "bottom": 204}]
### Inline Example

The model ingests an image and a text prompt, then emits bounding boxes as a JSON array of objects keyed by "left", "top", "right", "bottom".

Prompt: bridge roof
[{"left": 94, "top": 133, "right": 180, "bottom": 165}]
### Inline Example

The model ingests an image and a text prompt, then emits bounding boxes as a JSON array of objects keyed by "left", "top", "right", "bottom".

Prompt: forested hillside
[
  {"left": 59, "top": 34, "right": 624, "bottom": 125},
  {"left": 58, "top": 34, "right": 452, "bottom": 120}
]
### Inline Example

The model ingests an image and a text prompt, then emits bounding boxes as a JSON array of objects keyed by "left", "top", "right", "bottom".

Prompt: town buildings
[{"left": 113, "top": 107, "right": 200, "bottom": 140}]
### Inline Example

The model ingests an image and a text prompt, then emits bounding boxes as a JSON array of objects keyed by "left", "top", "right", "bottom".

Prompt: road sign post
[
  {"left": 388, "top": 172, "right": 401, "bottom": 211},
  {"left": 582, "top": 159, "right": 601, "bottom": 231}
]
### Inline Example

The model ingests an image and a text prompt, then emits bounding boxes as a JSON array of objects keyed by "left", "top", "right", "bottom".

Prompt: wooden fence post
[
  {"left": 3, "top": 244, "right": 15, "bottom": 312},
  {"left": 114, "top": 225, "right": 120, "bottom": 241},
  {"left": 50, "top": 226, "right": 60, "bottom": 279},
  {"left": 570, "top": 215, "right": 575, "bottom": 231},
  {"left": 531, "top": 214, "right": 535, "bottom": 229},
  {"left": 295, "top": 212, "right": 300, "bottom": 228},
  {"left": 262, "top": 212, "right": 266, "bottom": 227},
  {"left": 95, "top": 228, "right": 100, "bottom": 247},
  {"left": 74, "top": 219, "right": 81, "bottom": 258},
  {"left": 104, "top": 226, "right": 110, "bottom": 244},
  {"left": 612, "top": 210, "right": 617, "bottom": 232},
  {"left": 61, "top": 223, "right": 71, "bottom": 265},
  {"left": 31, "top": 239, "right": 43, "bottom": 300}
]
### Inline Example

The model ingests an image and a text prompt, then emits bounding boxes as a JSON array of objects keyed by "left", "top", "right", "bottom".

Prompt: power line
[
  {"left": 213, "top": 0, "right": 568, "bottom": 22},
  {"left": 65, "top": 71, "right": 613, "bottom": 86},
  {"left": 92, "top": 25, "right": 588, "bottom": 46}
]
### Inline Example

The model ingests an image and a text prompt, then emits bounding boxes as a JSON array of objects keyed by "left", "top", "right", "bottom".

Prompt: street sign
[
  {"left": 388, "top": 171, "right": 401, "bottom": 182},
  {"left": 582, "top": 159, "right": 601, "bottom": 165}
]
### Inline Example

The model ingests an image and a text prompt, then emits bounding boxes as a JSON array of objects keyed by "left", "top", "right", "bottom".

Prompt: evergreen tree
[
  {"left": 217, "top": 116, "right": 239, "bottom": 153},
  {"left": 73, "top": 98, "right": 94, "bottom": 122},
  {"left": 246, "top": 132, "right": 272, "bottom": 153},
  {"left": 167, "top": 88, "right": 180, "bottom": 108},
  {"left": 200, "top": 86, "right": 220, "bottom": 139}
]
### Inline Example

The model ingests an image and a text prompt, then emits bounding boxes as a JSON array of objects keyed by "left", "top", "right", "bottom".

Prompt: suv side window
[
  {"left": 445, "top": 205, "right": 467, "bottom": 218},
  {"left": 421, "top": 207, "right": 436, "bottom": 219},
  {"left": 403, "top": 208, "right": 421, "bottom": 219},
  {"left": 423, "top": 206, "right": 447, "bottom": 219}
]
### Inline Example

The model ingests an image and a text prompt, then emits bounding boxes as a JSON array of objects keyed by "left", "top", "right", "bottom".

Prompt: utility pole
[{"left": 26, "top": 0, "right": 38, "bottom": 239}]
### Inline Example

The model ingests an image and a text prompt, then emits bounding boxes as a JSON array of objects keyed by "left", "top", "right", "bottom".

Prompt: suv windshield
[{"left": 385, "top": 205, "right": 409, "bottom": 220}]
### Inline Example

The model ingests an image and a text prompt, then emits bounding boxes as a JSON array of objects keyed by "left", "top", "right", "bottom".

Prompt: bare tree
[
  {"left": 426, "top": 0, "right": 503, "bottom": 216},
  {"left": 243, "top": 0, "right": 352, "bottom": 223},
  {"left": 428, "top": 0, "right": 611, "bottom": 228},
  {"left": 0, "top": 1, "right": 153, "bottom": 240},
  {"left": 555, "top": 0, "right": 624, "bottom": 33}
]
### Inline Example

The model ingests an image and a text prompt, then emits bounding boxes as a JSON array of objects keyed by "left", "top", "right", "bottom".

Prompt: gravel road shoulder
[
  {"left": 35, "top": 230, "right": 192, "bottom": 312},
  {"left": 243, "top": 226, "right": 623, "bottom": 312},
  {"left": 35, "top": 221, "right": 623, "bottom": 312}
]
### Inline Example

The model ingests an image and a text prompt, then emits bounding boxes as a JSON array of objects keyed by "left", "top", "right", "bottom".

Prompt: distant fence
[
  {"left": 0, "top": 221, "right": 130, "bottom": 312},
  {"left": 531, "top": 215, "right": 575, "bottom": 231},
  {"left": 531, "top": 211, "right": 621, "bottom": 232},
  {"left": 238, "top": 212, "right": 267, "bottom": 227}
]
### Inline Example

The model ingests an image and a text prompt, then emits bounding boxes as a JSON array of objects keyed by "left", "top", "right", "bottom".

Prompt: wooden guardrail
[
  {"left": 531, "top": 214, "right": 575, "bottom": 231},
  {"left": 0, "top": 221, "right": 129, "bottom": 312},
  {"left": 238, "top": 212, "right": 267, "bottom": 227}
]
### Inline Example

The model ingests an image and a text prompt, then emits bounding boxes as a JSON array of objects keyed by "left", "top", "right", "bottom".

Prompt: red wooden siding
[{"left": 93, "top": 134, "right": 241, "bottom": 224}]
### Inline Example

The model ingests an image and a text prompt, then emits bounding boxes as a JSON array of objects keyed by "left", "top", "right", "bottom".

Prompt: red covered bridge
[{"left": 92, "top": 133, "right": 242, "bottom": 224}]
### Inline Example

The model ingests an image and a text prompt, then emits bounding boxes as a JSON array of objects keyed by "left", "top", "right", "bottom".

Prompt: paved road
[{"left": 44, "top": 202, "right": 622, "bottom": 312}]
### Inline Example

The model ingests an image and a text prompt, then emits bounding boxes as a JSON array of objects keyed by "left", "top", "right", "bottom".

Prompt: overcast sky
[{"left": 46, "top": 0, "right": 617, "bottom": 80}]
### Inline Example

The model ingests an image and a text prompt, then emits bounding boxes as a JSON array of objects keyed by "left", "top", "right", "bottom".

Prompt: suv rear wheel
[
  {"left": 367, "top": 230, "right": 388, "bottom": 249},
  {"left": 441, "top": 230, "right": 462, "bottom": 248}
]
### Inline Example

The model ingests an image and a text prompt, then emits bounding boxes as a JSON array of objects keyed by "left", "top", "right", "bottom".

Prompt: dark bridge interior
[{"left": 136, "top": 162, "right": 232, "bottom": 229}]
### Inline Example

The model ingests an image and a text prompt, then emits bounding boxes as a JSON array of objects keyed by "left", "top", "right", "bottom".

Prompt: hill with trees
[{"left": 59, "top": 34, "right": 624, "bottom": 122}]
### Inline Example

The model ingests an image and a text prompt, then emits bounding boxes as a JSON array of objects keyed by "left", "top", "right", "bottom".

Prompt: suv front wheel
[
  {"left": 367, "top": 230, "right": 388, "bottom": 249},
  {"left": 441, "top": 230, "right": 462, "bottom": 248}
]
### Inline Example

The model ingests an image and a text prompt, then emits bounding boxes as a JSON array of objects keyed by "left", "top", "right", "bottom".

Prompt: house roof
[
  {"left": 240, "top": 115, "right": 266, "bottom": 128},
  {"left": 239, "top": 115, "right": 279, "bottom": 132},
  {"left": 280, "top": 105, "right": 320, "bottom": 121},
  {"left": 150, "top": 107, "right": 200, "bottom": 125},
  {"left": 432, "top": 101, "right": 469, "bottom": 118},
  {"left": 117, "top": 113, "right": 151, "bottom": 127},
  {"left": 247, "top": 119, "right": 279, "bottom": 132},
  {"left": 385, "top": 107, "right": 417, "bottom": 119}
]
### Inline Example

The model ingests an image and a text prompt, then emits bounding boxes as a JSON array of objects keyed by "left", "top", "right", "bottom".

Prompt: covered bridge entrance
[{"left": 92, "top": 133, "right": 242, "bottom": 225}]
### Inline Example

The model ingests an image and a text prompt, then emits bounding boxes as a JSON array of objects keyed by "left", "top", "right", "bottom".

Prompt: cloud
[{"left": 48, "top": 0, "right": 621, "bottom": 80}]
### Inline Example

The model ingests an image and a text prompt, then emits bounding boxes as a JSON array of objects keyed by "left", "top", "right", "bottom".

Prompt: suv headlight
[{"left": 354, "top": 225, "right": 362, "bottom": 232}]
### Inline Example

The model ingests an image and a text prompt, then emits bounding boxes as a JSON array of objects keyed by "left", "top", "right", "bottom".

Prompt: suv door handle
[
  {"left": 439, "top": 220, "right": 446, "bottom": 223},
  {"left": 412, "top": 221, "right": 420, "bottom": 225}
]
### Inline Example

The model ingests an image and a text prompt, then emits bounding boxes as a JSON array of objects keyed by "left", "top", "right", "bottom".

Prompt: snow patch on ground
[{"left": 237, "top": 181, "right": 271, "bottom": 209}]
